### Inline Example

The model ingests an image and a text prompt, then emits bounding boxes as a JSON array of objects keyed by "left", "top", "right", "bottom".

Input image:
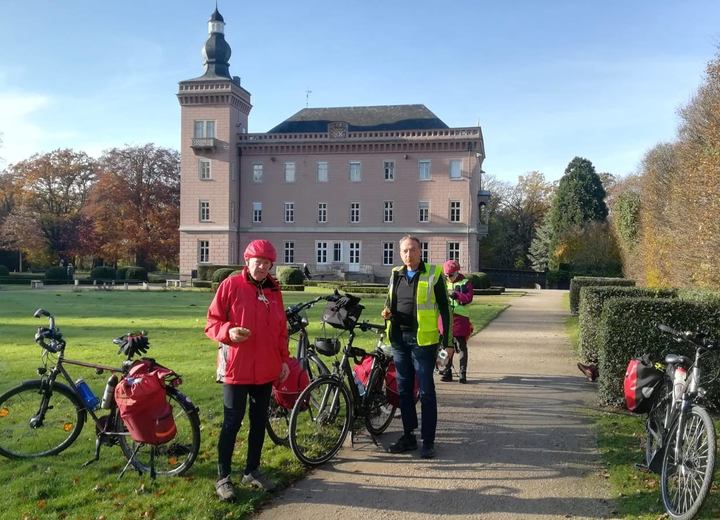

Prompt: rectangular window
[
  {"left": 421, "top": 242, "right": 429, "bottom": 263},
  {"left": 350, "top": 242, "right": 360, "bottom": 264},
  {"left": 449, "top": 159, "right": 462, "bottom": 179},
  {"left": 252, "top": 163, "right": 263, "bottom": 183},
  {"left": 284, "top": 162, "right": 296, "bottom": 183},
  {"left": 198, "top": 240, "right": 209, "bottom": 264},
  {"left": 450, "top": 200, "right": 461, "bottom": 222},
  {"left": 316, "top": 242, "right": 328, "bottom": 264},
  {"left": 382, "top": 242, "right": 394, "bottom": 265},
  {"left": 284, "top": 241, "right": 295, "bottom": 264},
  {"left": 193, "top": 120, "right": 216, "bottom": 138},
  {"left": 317, "top": 161, "right": 328, "bottom": 183},
  {"left": 252, "top": 202, "right": 262, "bottom": 223},
  {"left": 350, "top": 202, "right": 360, "bottom": 223},
  {"left": 349, "top": 161, "right": 361, "bottom": 182},
  {"left": 284, "top": 202, "right": 295, "bottom": 223},
  {"left": 199, "top": 200, "right": 210, "bottom": 222},
  {"left": 383, "top": 160, "right": 395, "bottom": 181},
  {"left": 418, "top": 160, "right": 431, "bottom": 180},
  {"left": 333, "top": 243, "right": 342, "bottom": 262},
  {"left": 198, "top": 159, "right": 211, "bottom": 180},
  {"left": 418, "top": 201, "right": 430, "bottom": 223},
  {"left": 318, "top": 202, "right": 327, "bottom": 223},
  {"left": 384, "top": 201, "right": 394, "bottom": 223},
  {"left": 447, "top": 242, "right": 460, "bottom": 261}
]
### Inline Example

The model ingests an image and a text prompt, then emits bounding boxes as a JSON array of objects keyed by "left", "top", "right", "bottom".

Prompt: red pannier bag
[
  {"left": 272, "top": 357, "right": 309, "bottom": 410},
  {"left": 624, "top": 354, "right": 663, "bottom": 413},
  {"left": 353, "top": 355, "right": 374, "bottom": 394},
  {"left": 115, "top": 359, "right": 177, "bottom": 445},
  {"left": 384, "top": 360, "right": 420, "bottom": 408}
]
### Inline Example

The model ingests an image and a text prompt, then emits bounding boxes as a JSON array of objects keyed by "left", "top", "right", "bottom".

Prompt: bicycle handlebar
[
  {"left": 357, "top": 321, "right": 386, "bottom": 333},
  {"left": 285, "top": 295, "right": 327, "bottom": 317},
  {"left": 658, "top": 323, "right": 717, "bottom": 349},
  {"left": 33, "top": 308, "right": 65, "bottom": 353}
]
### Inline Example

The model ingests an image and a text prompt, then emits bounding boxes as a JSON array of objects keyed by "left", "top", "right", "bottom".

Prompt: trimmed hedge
[
  {"left": 578, "top": 286, "right": 677, "bottom": 364},
  {"left": 465, "top": 272, "right": 490, "bottom": 290},
  {"left": 597, "top": 297, "right": 720, "bottom": 409},
  {"left": 125, "top": 266, "right": 148, "bottom": 281},
  {"left": 569, "top": 276, "right": 635, "bottom": 315},
  {"left": 678, "top": 288, "right": 720, "bottom": 304},
  {"left": 276, "top": 266, "right": 304, "bottom": 285},
  {"left": 212, "top": 268, "right": 237, "bottom": 284},
  {"left": 281, "top": 284, "right": 305, "bottom": 292},
  {"left": 198, "top": 264, "right": 244, "bottom": 281},
  {"left": 192, "top": 280, "right": 212, "bottom": 289},
  {"left": 45, "top": 266, "right": 69, "bottom": 281},
  {"left": 339, "top": 285, "right": 386, "bottom": 296},
  {"left": 546, "top": 269, "right": 571, "bottom": 289},
  {"left": 90, "top": 266, "right": 116, "bottom": 280},
  {"left": 0, "top": 265, "right": 8, "bottom": 277},
  {"left": 116, "top": 266, "right": 130, "bottom": 280}
]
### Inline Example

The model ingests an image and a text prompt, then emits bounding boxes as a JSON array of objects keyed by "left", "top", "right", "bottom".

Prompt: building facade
[{"left": 178, "top": 9, "right": 488, "bottom": 280}]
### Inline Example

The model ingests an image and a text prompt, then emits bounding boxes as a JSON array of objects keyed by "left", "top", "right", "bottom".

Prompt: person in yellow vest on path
[
  {"left": 381, "top": 234, "right": 450, "bottom": 459},
  {"left": 437, "top": 260, "right": 474, "bottom": 384}
]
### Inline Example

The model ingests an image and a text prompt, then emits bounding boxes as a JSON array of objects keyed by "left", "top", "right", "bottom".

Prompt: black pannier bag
[
  {"left": 322, "top": 293, "right": 364, "bottom": 330},
  {"left": 624, "top": 354, "right": 664, "bottom": 413}
]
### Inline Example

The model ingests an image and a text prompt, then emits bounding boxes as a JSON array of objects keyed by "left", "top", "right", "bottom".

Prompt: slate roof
[{"left": 267, "top": 104, "right": 449, "bottom": 133}]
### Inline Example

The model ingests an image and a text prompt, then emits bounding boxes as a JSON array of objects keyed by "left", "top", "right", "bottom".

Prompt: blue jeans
[{"left": 391, "top": 330, "right": 438, "bottom": 446}]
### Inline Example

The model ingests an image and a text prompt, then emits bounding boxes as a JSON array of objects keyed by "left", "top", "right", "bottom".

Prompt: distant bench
[
  {"left": 31, "top": 280, "right": 44, "bottom": 289},
  {"left": 166, "top": 279, "right": 186, "bottom": 288}
]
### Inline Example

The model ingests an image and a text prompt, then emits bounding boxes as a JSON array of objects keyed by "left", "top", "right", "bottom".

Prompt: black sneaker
[
  {"left": 420, "top": 443, "right": 435, "bottom": 459},
  {"left": 441, "top": 371, "right": 453, "bottom": 382},
  {"left": 458, "top": 374, "right": 467, "bottom": 384},
  {"left": 387, "top": 433, "right": 418, "bottom": 453}
]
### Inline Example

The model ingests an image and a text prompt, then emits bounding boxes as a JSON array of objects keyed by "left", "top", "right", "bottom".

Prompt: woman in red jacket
[{"left": 206, "top": 240, "right": 289, "bottom": 501}]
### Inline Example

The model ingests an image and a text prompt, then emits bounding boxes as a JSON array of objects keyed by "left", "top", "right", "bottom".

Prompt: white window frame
[
  {"left": 383, "top": 160, "right": 395, "bottom": 181},
  {"left": 447, "top": 242, "right": 460, "bottom": 261},
  {"left": 418, "top": 160, "right": 431, "bottom": 181},
  {"left": 418, "top": 201, "right": 430, "bottom": 223},
  {"left": 349, "top": 161, "right": 362, "bottom": 182},
  {"left": 382, "top": 242, "right": 394, "bottom": 265},
  {"left": 450, "top": 200, "right": 461, "bottom": 222},
  {"left": 284, "top": 241, "right": 295, "bottom": 264},
  {"left": 317, "top": 161, "right": 328, "bottom": 183},
  {"left": 252, "top": 202, "right": 262, "bottom": 223},
  {"left": 193, "top": 120, "right": 216, "bottom": 138},
  {"left": 198, "top": 240, "right": 210, "bottom": 264},
  {"left": 252, "top": 163, "right": 263, "bottom": 183},
  {"left": 349, "top": 242, "right": 361, "bottom": 264},
  {"left": 318, "top": 202, "right": 327, "bottom": 223},
  {"left": 284, "top": 161, "right": 296, "bottom": 183},
  {"left": 449, "top": 159, "right": 462, "bottom": 179},
  {"left": 333, "top": 243, "right": 342, "bottom": 263},
  {"left": 421, "top": 241, "right": 429, "bottom": 263},
  {"left": 199, "top": 200, "right": 210, "bottom": 222},
  {"left": 350, "top": 202, "right": 360, "bottom": 223},
  {"left": 284, "top": 202, "right": 295, "bottom": 223},
  {"left": 316, "top": 241, "right": 328, "bottom": 264},
  {"left": 384, "top": 201, "right": 394, "bottom": 223},
  {"left": 198, "top": 159, "right": 211, "bottom": 180}
]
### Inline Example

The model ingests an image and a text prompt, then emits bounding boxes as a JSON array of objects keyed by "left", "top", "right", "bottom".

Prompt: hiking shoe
[
  {"left": 420, "top": 443, "right": 435, "bottom": 459},
  {"left": 241, "top": 469, "right": 276, "bottom": 492},
  {"left": 387, "top": 433, "right": 418, "bottom": 453},
  {"left": 215, "top": 476, "right": 236, "bottom": 501},
  {"left": 441, "top": 371, "right": 453, "bottom": 382},
  {"left": 458, "top": 374, "right": 467, "bottom": 384},
  {"left": 577, "top": 362, "right": 598, "bottom": 382}
]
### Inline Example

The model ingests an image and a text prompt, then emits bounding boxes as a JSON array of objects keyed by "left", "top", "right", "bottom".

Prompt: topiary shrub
[
  {"left": 192, "top": 280, "right": 212, "bottom": 289},
  {"left": 578, "top": 286, "right": 676, "bottom": 365},
  {"left": 45, "top": 266, "right": 68, "bottom": 281},
  {"left": 125, "top": 266, "right": 148, "bottom": 281},
  {"left": 90, "top": 266, "right": 116, "bottom": 281},
  {"left": 0, "top": 265, "right": 9, "bottom": 277},
  {"left": 212, "top": 268, "right": 237, "bottom": 284},
  {"left": 569, "top": 276, "right": 635, "bottom": 315},
  {"left": 276, "top": 266, "right": 304, "bottom": 286},
  {"left": 597, "top": 297, "right": 720, "bottom": 409},
  {"left": 199, "top": 264, "right": 244, "bottom": 281},
  {"left": 465, "top": 272, "right": 490, "bottom": 290},
  {"left": 115, "top": 266, "right": 130, "bottom": 281}
]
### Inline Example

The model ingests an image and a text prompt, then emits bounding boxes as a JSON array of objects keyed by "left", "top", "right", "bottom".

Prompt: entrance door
[{"left": 348, "top": 242, "right": 361, "bottom": 272}]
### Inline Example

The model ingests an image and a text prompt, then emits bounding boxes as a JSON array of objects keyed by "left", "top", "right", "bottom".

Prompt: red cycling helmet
[
  {"left": 443, "top": 260, "right": 461, "bottom": 276},
  {"left": 243, "top": 240, "right": 277, "bottom": 263}
]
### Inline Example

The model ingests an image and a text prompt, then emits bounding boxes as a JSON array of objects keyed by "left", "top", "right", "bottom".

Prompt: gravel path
[{"left": 255, "top": 289, "right": 616, "bottom": 519}]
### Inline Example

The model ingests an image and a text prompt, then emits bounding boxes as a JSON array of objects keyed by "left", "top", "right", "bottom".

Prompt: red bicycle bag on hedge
[
  {"left": 115, "top": 358, "right": 177, "bottom": 445},
  {"left": 624, "top": 354, "right": 663, "bottom": 413},
  {"left": 272, "top": 357, "right": 309, "bottom": 410}
]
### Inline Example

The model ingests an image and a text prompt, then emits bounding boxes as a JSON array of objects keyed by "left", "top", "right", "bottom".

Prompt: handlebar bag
[
  {"left": 624, "top": 354, "right": 663, "bottom": 413},
  {"left": 322, "top": 295, "right": 364, "bottom": 330},
  {"left": 115, "top": 359, "right": 177, "bottom": 445},
  {"left": 384, "top": 360, "right": 420, "bottom": 408},
  {"left": 272, "top": 357, "right": 309, "bottom": 410}
]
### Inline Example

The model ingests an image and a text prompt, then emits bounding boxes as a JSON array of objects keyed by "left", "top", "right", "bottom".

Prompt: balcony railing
[{"left": 191, "top": 137, "right": 217, "bottom": 151}]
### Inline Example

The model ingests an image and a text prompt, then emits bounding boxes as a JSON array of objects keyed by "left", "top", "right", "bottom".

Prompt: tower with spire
[{"left": 177, "top": 7, "right": 251, "bottom": 276}]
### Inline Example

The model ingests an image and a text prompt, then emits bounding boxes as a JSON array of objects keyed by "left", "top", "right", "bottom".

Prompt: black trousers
[{"left": 217, "top": 382, "right": 272, "bottom": 479}]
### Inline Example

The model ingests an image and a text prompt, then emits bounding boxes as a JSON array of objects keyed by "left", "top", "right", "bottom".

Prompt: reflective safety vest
[
  {"left": 448, "top": 278, "right": 471, "bottom": 318},
  {"left": 387, "top": 263, "right": 443, "bottom": 346}
]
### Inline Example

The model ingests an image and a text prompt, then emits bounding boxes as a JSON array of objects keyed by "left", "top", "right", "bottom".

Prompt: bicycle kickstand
[
  {"left": 118, "top": 443, "right": 144, "bottom": 480},
  {"left": 82, "top": 437, "right": 103, "bottom": 467}
]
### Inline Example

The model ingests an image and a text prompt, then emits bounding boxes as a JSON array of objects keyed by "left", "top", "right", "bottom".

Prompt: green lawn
[{"left": 0, "top": 285, "right": 508, "bottom": 519}]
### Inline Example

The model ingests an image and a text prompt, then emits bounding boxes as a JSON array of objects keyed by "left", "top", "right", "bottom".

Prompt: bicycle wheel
[
  {"left": 118, "top": 388, "right": 200, "bottom": 477},
  {"left": 646, "top": 381, "right": 672, "bottom": 471},
  {"left": 0, "top": 380, "right": 86, "bottom": 458},
  {"left": 660, "top": 405, "right": 716, "bottom": 520},
  {"left": 289, "top": 377, "right": 351, "bottom": 467},
  {"left": 364, "top": 366, "right": 396, "bottom": 436},
  {"left": 266, "top": 395, "right": 290, "bottom": 446}
]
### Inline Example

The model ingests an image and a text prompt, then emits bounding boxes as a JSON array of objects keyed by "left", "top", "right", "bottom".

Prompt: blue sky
[{"left": 1, "top": 1, "right": 718, "bottom": 182}]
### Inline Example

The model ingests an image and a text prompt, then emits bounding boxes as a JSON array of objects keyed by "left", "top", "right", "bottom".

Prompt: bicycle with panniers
[{"left": 625, "top": 324, "right": 718, "bottom": 520}]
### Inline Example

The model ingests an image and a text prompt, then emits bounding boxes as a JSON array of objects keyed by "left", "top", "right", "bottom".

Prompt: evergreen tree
[{"left": 527, "top": 217, "right": 552, "bottom": 272}]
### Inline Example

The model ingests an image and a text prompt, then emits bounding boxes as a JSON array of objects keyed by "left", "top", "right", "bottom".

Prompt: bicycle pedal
[
  {"left": 82, "top": 457, "right": 99, "bottom": 467},
  {"left": 634, "top": 463, "right": 651, "bottom": 473}
]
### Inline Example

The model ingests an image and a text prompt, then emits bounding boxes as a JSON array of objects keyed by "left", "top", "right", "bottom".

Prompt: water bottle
[
  {"left": 75, "top": 379, "right": 100, "bottom": 410},
  {"left": 673, "top": 367, "right": 687, "bottom": 401},
  {"left": 100, "top": 374, "right": 119, "bottom": 409}
]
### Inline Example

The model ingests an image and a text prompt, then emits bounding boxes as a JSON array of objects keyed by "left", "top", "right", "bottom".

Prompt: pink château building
[{"left": 177, "top": 9, "right": 489, "bottom": 281}]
